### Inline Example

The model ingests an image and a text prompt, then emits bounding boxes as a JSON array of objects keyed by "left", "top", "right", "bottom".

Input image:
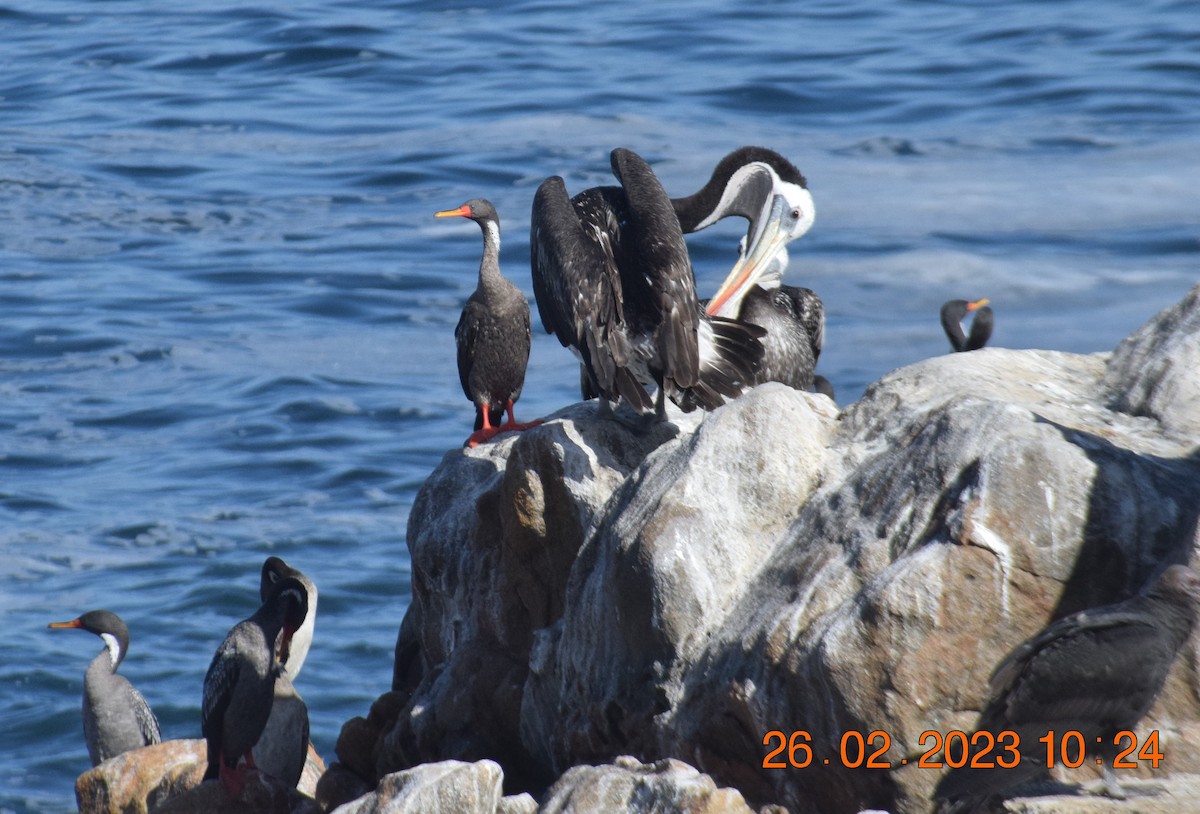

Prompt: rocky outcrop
[
  {"left": 334, "top": 285, "right": 1200, "bottom": 814},
  {"left": 75, "top": 738, "right": 325, "bottom": 814},
  {"left": 539, "top": 756, "right": 763, "bottom": 814},
  {"left": 76, "top": 740, "right": 206, "bottom": 814},
  {"left": 330, "top": 759, "right": 504, "bottom": 814}
]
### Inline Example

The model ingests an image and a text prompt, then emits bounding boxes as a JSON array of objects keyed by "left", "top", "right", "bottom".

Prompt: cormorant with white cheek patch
[
  {"left": 49, "top": 610, "right": 160, "bottom": 766},
  {"left": 251, "top": 557, "right": 318, "bottom": 789}
]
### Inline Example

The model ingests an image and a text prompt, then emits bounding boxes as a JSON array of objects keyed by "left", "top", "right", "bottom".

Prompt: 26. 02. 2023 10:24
[{"left": 760, "top": 728, "right": 1165, "bottom": 771}]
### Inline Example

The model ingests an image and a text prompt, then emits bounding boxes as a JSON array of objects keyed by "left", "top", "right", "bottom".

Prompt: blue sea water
[{"left": 1, "top": 1, "right": 1197, "bottom": 810}]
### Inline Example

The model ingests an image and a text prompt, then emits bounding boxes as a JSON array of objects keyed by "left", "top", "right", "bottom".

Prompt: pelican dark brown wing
[
  {"left": 608, "top": 147, "right": 702, "bottom": 402},
  {"left": 531, "top": 176, "right": 654, "bottom": 413},
  {"left": 532, "top": 148, "right": 762, "bottom": 416}
]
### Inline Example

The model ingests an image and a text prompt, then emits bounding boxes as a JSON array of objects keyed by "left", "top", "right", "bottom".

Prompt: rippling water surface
[{"left": 2, "top": 2, "right": 1197, "bottom": 810}]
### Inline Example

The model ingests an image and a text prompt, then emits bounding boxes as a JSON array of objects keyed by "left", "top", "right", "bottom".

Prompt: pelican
[
  {"left": 672, "top": 147, "right": 824, "bottom": 392},
  {"left": 531, "top": 147, "right": 762, "bottom": 418}
]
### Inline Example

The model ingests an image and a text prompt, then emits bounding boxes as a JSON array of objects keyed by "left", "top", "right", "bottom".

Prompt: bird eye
[{"left": 791, "top": 208, "right": 801, "bottom": 220}]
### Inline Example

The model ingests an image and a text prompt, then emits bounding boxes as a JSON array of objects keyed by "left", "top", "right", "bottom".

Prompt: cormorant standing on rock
[
  {"left": 48, "top": 610, "right": 161, "bottom": 766},
  {"left": 251, "top": 557, "right": 317, "bottom": 790},
  {"left": 437, "top": 198, "right": 539, "bottom": 447},
  {"left": 202, "top": 575, "right": 308, "bottom": 798}
]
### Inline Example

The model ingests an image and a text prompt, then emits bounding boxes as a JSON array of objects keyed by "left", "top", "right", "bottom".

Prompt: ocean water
[{"left": 1, "top": 2, "right": 1197, "bottom": 811}]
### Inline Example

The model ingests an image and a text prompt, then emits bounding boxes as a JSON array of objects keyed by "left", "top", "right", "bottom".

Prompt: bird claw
[
  {"left": 464, "top": 427, "right": 501, "bottom": 448},
  {"left": 500, "top": 418, "right": 543, "bottom": 432},
  {"left": 464, "top": 419, "right": 542, "bottom": 448}
]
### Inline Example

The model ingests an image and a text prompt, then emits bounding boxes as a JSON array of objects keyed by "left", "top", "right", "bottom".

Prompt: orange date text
[{"left": 761, "top": 729, "right": 1165, "bottom": 771}]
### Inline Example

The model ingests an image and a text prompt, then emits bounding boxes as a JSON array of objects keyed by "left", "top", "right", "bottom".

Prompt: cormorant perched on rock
[
  {"left": 202, "top": 575, "right": 308, "bottom": 798},
  {"left": 531, "top": 147, "right": 764, "bottom": 418},
  {"left": 436, "top": 198, "right": 538, "bottom": 447},
  {"left": 936, "top": 564, "right": 1200, "bottom": 808},
  {"left": 941, "top": 298, "right": 993, "bottom": 352},
  {"left": 251, "top": 557, "right": 317, "bottom": 789},
  {"left": 48, "top": 610, "right": 160, "bottom": 766}
]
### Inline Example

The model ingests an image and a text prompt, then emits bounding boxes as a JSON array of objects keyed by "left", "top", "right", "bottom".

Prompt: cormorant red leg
[
  {"left": 218, "top": 758, "right": 246, "bottom": 799},
  {"left": 465, "top": 402, "right": 499, "bottom": 448},
  {"left": 498, "top": 400, "right": 542, "bottom": 432},
  {"left": 465, "top": 400, "right": 541, "bottom": 447}
]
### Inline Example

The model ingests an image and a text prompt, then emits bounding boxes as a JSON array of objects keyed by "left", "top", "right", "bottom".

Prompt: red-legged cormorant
[
  {"left": 936, "top": 563, "right": 1200, "bottom": 807},
  {"left": 941, "top": 298, "right": 993, "bottom": 352},
  {"left": 251, "top": 557, "right": 316, "bottom": 789},
  {"left": 202, "top": 575, "right": 308, "bottom": 798},
  {"left": 437, "top": 198, "right": 539, "bottom": 447},
  {"left": 531, "top": 147, "right": 764, "bottom": 418},
  {"left": 48, "top": 610, "right": 161, "bottom": 766},
  {"left": 672, "top": 147, "right": 825, "bottom": 393}
]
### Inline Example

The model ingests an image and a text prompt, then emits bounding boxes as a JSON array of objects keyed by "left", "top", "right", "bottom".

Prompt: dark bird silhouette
[
  {"left": 48, "top": 610, "right": 160, "bottom": 766},
  {"left": 941, "top": 298, "right": 993, "bottom": 352},
  {"left": 251, "top": 557, "right": 317, "bottom": 789},
  {"left": 202, "top": 575, "right": 308, "bottom": 798},
  {"left": 258, "top": 556, "right": 317, "bottom": 678},
  {"left": 531, "top": 147, "right": 763, "bottom": 418},
  {"left": 672, "top": 147, "right": 824, "bottom": 392},
  {"left": 731, "top": 284, "right": 825, "bottom": 391},
  {"left": 936, "top": 564, "right": 1200, "bottom": 808},
  {"left": 436, "top": 198, "right": 538, "bottom": 447}
]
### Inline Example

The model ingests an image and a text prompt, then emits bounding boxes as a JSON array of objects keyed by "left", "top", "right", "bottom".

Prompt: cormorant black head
[
  {"left": 260, "top": 556, "right": 302, "bottom": 603},
  {"left": 263, "top": 575, "right": 308, "bottom": 663},
  {"left": 49, "top": 609, "right": 131, "bottom": 667},
  {"left": 812, "top": 375, "right": 836, "bottom": 401}
]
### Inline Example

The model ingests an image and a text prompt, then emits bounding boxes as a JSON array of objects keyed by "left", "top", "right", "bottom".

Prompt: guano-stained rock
[
  {"left": 330, "top": 759, "right": 503, "bottom": 814},
  {"left": 337, "top": 285, "right": 1200, "bottom": 814}
]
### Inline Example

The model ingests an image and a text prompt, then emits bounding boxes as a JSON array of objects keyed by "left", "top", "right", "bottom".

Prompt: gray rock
[
  {"left": 331, "top": 759, "right": 503, "bottom": 814},
  {"left": 340, "top": 285, "right": 1200, "bottom": 814},
  {"left": 497, "top": 792, "right": 538, "bottom": 814},
  {"left": 523, "top": 385, "right": 837, "bottom": 773},
  {"left": 539, "top": 755, "right": 757, "bottom": 813},
  {"left": 1103, "top": 284, "right": 1200, "bottom": 440}
]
